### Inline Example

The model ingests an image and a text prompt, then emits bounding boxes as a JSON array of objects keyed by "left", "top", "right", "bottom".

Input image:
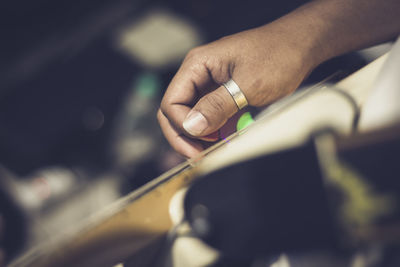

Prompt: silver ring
[{"left": 223, "top": 79, "right": 248, "bottom": 110}]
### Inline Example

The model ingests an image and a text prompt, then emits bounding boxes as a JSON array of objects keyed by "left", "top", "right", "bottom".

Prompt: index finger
[{"left": 160, "top": 50, "right": 219, "bottom": 134}]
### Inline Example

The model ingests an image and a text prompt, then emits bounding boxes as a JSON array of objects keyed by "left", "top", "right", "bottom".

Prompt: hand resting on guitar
[{"left": 158, "top": 0, "right": 400, "bottom": 158}]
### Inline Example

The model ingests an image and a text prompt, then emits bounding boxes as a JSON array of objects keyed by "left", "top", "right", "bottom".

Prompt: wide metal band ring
[{"left": 223, "top": 79, "right": 249, "bottom": 110}]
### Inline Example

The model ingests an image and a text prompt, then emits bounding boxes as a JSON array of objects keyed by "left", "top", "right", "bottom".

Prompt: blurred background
[{"left": 0, "top": 0, "right": 391, "bottom": 264}]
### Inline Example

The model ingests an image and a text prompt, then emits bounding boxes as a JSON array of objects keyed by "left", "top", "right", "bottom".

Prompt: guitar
[{"left": 9, "top": 54, "right": 389, "bottom": 267}]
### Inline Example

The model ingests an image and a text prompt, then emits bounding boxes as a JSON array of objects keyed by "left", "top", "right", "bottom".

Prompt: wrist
[
  {"left": 269, "top": 4, "right": 333, "bottom": 70},
  {"left": 256, "top": 17, "right": 323, "bottom": 76},
  {"left": 274, "top": 0, "right": 400, "bottom": 69}
]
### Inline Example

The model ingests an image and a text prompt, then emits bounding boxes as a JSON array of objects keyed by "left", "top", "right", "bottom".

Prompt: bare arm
[{"left": 278, "top": 0, "right": 400, "bottom": 65}]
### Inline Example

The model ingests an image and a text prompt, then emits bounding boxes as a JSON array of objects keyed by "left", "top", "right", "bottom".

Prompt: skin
[{"left": 158, "top": 0, "right": 400, "bottom": 158}]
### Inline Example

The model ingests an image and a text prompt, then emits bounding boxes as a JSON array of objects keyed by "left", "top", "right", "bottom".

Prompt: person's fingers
[
  {"left": 157, "top": 109, "right": 204, "bottom": 158},
  {"left": 182, "top": 84, "right": 240, "bottom": 137},
  {"left": 160, "top": 48, "right": 225, "bottom": 135}
]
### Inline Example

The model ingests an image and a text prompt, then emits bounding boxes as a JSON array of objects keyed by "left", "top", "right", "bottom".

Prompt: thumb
[{"left": 182, "top": 84, "right": 241, "bottom": 137}]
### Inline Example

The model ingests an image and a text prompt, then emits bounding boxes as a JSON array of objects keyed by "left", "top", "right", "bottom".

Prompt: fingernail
[{"left": 183, "top": 111, "right": 208, "bottom": 136}]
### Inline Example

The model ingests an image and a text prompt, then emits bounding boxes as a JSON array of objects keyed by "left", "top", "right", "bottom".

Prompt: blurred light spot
[
  {"left": 116, "top": 8, "right": 203, "bottom": 69},
  {"left": 134, "top": 72, "right": 160, "bottom": 98},
  {"left": 32, "top": 177, "right": 51, "bottom": 200},
  {"left": 191, "top": 204, "right": 209, "bottom": 218},
  {"left": 191, "top": 204, "right": 210, "bottom": 237},
  {"left": 270, "top": 254, "right": 290, "bottom": 267},
  {"left": 82, "top": 107, "right": 104, "bottom": 131}
]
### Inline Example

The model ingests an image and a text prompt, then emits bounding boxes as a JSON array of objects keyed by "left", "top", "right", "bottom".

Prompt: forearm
[{"left": 263, "top": 0, "right": 400, "bottom": 68}]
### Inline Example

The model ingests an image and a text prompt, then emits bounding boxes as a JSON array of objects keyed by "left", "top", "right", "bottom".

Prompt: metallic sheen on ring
[{"left": 223, "top": 79, "right": 248, "bottom": 110}]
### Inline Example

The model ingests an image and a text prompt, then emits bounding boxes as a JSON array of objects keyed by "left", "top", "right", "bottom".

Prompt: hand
[
  {"left": 158, "top": 0, "right": 400, "bottom": 158},
  {"left": 158, "top": 23, "right": 315, "bottom": 158}
]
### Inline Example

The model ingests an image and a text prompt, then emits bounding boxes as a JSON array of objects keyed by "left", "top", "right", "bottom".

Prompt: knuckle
[
  {"left": 157, "top": 108, "right": 163, "bottom": 121},
  {"left": 186, "top": 46, "right": 203, "bottom": 59},
  {"left": 185, "top": 47, "right": 209, "bottom": 69},
  {"left": 160, "top": 99, "right": 170, "bottom": 115},
  {"left": 159, "top": 101, "right": 174, "bottom": 123},
  {"left": 188, "top": 61, "right": 204, "bottom": 76},
  {"left": 183, "top": 48, "right": 209, "bottom": 82}
]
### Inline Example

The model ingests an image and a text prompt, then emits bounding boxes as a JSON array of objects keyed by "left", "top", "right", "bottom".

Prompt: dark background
[
  {"left": 0, "top": 0, "right": 371, "bottom": 263},
  {"left": 0, "top": 0, "right": 309, "bottom": 175}
]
